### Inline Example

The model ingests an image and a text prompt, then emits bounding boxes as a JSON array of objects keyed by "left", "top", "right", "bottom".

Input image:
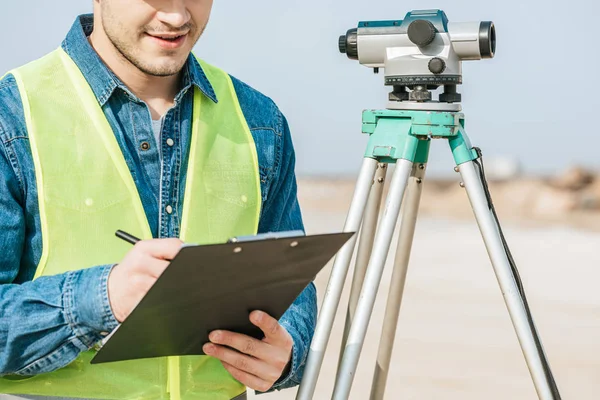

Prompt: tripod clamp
[{"left": 362, "top": 108, "right": 478, "bottom": 166}]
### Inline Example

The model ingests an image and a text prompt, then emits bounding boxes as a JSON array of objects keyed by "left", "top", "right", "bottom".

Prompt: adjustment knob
[
  {"left": 407, "top": 20, "right": 436, "bottom": 47},
  {"left": 338, "top": 35, "right": 347, "bottom": 53},
  {"left": 338, "top": 28, "right": 358, "bottom": 60},
  {"left": 428, "top": 57, "right": 446, "bottom": 74}
]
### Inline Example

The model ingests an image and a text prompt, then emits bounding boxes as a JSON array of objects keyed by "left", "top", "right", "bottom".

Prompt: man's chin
[{"left": 135, "top": 58, "right": 188, "bottom": 77}]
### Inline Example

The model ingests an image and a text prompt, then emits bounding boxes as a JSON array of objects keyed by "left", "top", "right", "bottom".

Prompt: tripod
[{"left": 295, "top": 100, "right": 562, "bottom": 399}]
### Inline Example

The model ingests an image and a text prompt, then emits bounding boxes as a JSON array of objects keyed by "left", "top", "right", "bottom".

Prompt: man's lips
[{"left": 145, "top": 32, "right": 189, "bottom": 49}]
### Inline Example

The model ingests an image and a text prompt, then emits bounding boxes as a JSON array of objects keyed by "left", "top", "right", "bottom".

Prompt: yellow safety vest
[{"left": 0, "top": 48, "right": 261, "bottom": 399}]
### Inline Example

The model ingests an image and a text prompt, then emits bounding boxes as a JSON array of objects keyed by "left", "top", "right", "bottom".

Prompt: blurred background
[{"left": 2, "top": 1, "right": 599, "bottom": 399}]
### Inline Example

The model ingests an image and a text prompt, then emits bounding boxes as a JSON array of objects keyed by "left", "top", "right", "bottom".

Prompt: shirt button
[
  {"left": 140, "top": 142, "right": 150, "bottom": 151},
  {"left": 166, "top": 138, "right": 174, "bottom": 147},
  {"left": 166, "top": 205, "right": 173, "bottom": 214}
]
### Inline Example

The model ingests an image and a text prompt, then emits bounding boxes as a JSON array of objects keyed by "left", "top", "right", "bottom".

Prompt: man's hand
[
  {"left": 203, "top": 310, "right": 293, "bottom": 393},
  {"left": 108, "top": 238, "right": 183, "bottom": 322}
]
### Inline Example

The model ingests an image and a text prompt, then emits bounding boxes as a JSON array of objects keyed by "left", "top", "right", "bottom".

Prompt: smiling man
[{"left": 0, "top": 1, "right": 316, "bottom": 400}]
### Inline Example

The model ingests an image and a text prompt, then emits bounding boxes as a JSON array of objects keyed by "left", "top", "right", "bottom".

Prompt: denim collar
[{"left": 60, "top": 14, "right": 218, "bottom": 106}]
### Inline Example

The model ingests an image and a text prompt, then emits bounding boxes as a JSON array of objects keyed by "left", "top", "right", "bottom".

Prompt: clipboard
[{"left": 91, "top": 231, "right": 354, "bottom": 364}]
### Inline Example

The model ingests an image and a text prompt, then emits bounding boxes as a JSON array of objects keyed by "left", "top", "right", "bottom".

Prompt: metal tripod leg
[
  {"left": 458, "top": 160, "right": 558, "bottom": 400},
  {"left": 331, "top": 159, "right": 415, "bottom": 400},
  {"left": 369, "top": 162, "right": 427, "bottom": 400},
  {"left": 296, "top": 157, "right": 379, "bottom": 400},
  {"left": 337, "top": 164, "right": 388, "bottom": 373}
]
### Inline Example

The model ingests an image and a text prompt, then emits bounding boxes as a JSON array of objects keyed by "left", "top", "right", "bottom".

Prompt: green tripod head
[{"left": 339, "top": 9, "right": 496, "bottom": 106}]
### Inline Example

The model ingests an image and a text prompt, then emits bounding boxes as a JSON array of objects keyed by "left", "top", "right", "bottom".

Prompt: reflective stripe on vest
[{"left": 0, "top": 48, "right": 261, "bottom": 400}]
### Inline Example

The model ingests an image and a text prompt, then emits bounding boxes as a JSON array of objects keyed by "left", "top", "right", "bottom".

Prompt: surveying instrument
[{"left": 295, "top": 9, "right": 561, "bottom": 400}]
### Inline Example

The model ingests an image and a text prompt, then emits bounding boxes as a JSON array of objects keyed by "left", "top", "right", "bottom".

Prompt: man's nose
[{"left": 155, "top": 0, "right": 191, "bottom": 29}]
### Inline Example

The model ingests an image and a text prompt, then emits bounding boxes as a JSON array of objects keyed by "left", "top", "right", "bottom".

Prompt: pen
[
  {"left": 115, "top": 230, "right": 141, "bottom": 245},
  {"left": 115, "top": 230, "right": 177, "bottom": 262}
]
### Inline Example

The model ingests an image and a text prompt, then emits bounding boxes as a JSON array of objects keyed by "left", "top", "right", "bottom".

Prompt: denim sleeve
[
  {"left": 0, "top": 76, "right": 119, "bottom": 376},
  {"left": 257, "top": 111, "right": 318, "bottom": 392}
]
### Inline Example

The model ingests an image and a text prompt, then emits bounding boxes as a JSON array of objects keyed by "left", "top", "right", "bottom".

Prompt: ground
[{"left": 251, "top": 176, "right": 600, "bottom": 399}]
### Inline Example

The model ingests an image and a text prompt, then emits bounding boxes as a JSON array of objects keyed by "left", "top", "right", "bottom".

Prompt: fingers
[
  {"left": 220, "top": 361, "right": 274, "bottom": 393},
  {"left": 136, "top": 238, "right": 183, "bottom": 260},
  {"left": 143, "top": 256, "right": 170, "bottom": 279},
  {"left": 204, "top": 312, "right": 294, "bottom": 391},
  {"left": 250, "top": 311, "right": 292, "bottom": 348},
  {"left": 208, "top": 330, "right": 286, "bottom": 369},
  {"left": 109, "top": 238, "right": 183, "bottom": 323},
  {"left": 202, "top": 343, "right": 282, "bottom": 385}
]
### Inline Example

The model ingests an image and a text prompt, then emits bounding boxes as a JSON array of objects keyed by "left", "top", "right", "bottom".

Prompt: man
[{"left": 0, "top": 1, "right": 316, "bottom": 399}]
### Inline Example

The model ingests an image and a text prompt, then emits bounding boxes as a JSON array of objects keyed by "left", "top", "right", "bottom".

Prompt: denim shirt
[{"left": 0, "top": 14, "right": 316, "bottom": 393}]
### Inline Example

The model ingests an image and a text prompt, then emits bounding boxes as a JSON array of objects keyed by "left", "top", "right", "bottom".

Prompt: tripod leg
[
  {"left": 370, "top": 163, "right": 427, "bottom": 400},
  {"left": 459, "top": 160, "right": 559, "bottom": 400},
  {"left": 337, "top": 164, "right": 388, "bottom": 372},
  {"left": 331, "top": 159, "right": 414, "bottom": 400},
  {"left": 296, "top": 157, "right": 379, "bottom": 400}
]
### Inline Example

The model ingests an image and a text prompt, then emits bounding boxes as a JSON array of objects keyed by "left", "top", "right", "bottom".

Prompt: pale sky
[{"left": 1, "top": 1, "right": 597, "bottom": 178}]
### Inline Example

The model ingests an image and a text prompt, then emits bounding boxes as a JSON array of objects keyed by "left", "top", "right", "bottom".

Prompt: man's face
[{"left": 96, "top": 0, "right": 213, "bottom": 76}]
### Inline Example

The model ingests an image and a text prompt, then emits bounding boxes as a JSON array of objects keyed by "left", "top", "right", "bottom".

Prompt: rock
[
  {"left": 576, "top": 180, "right": 600, "bottom": 210},
  {"left": 551, "top": 166, "right": 595, "bottom": 191}
]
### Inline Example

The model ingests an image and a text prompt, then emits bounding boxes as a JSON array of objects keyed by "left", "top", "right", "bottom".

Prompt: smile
[{"left": 146, "top": 32, "right": 188, "bottom": 49}]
